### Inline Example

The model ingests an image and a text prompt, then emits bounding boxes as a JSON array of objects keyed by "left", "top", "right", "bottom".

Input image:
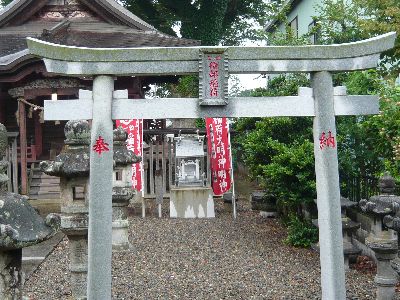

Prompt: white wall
[{"left": 277, "top": 0, "right": 324, "bottom": 37}]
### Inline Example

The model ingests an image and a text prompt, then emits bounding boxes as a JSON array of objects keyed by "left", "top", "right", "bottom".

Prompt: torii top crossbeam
[
  {"left": 28, "top": 33, "right": 395, "bottom": 75},
  {"left": 26, "top": 33, "right": 396, "bottom": 300}
]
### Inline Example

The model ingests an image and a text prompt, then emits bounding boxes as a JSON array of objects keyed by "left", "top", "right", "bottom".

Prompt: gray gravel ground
[{"left": 24, "top": 200, "right": 387, "bottom": 300}]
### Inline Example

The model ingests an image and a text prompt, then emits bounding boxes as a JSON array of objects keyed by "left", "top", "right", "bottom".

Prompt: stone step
[
  {"left": 30, "top": 182, "right": 60, "bottom": 188},
  {"left": 29, "top": 193, "right": 61, "bottom": 200},
  {"left": 32, "top": 174, "right": 60, "bottom": 180},
  {"left": 30, "top": 176, "right": 60, "bottom": 188},
  {"left": 30, "top": 185, "right": 60, "bottom": 193},
  {"left": 37, "top": 189, "right": 61, "bottom": 194}
]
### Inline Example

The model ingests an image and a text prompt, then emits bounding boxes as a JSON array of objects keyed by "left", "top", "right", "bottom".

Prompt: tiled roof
[
  {"left": 0, "top": 0, "right": 200, "bottom": 72},
  {"left": 0, "top": 20, "right": 199, "bottom": 58}
]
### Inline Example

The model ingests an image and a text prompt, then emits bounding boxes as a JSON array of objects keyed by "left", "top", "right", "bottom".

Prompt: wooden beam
[
  {"left": 11, "top": 137, "right": 18, "bottom": 193},
  {"left": 0, "top": 91, "right": 6, "bottom": 124},
  {"left": 24, "top": 87, "right": 80, "bottom": 100},
  {"left": 0, "top": 61, "right": 46, "bottom": 83}
]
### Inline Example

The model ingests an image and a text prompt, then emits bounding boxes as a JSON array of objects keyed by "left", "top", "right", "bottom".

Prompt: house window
[
  {"left": 289, "top": 16, "right": 298, "bottom": 38},
  {"left": 308, "top": 20, "right": 320, "bottom": 44},
  {"left": 115, "top": 169, "right": 123, "bottom": 181},
  {"left": 73, "top": 186, "right": 85, "bottom": 200}
]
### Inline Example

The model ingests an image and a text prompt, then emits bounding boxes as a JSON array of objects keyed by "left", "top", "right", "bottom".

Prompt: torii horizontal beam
[
  {"left": 27, "top": 33, "right": 396, "bottom": 75},
  {"left": 43, "top": 90, "right": 379, "bottom": 120}
]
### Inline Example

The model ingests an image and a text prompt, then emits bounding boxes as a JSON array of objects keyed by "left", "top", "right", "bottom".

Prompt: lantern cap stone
[
  {"left": 379, "top": 172, "right": 397, "bottom": 194},
  {"left": 65, "top": 120, "right": 91, "bottom": 145},
  {"left": 41, "top": 120, "right": 90, "bottom": 177},
  {"left": 359, "top": 173, "right": 400, "bottom": 215},
  {"left": 0, "top": 192, "right": 60, "bottom": 250},
  {"left": 113, "top": 126, "right": 141, "bottom": 166}
]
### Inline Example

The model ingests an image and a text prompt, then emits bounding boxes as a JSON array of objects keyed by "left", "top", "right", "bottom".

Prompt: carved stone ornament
[{"left": 199, "top": 49, "right": 229, "bottom": 106}]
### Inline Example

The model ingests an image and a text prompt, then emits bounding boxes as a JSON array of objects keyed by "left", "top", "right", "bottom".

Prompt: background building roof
[{"left": 0, "top": 0, "right": 200, "bottom": 72}]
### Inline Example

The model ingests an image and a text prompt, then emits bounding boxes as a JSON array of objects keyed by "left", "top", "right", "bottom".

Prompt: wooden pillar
[
  {"left": 18, "top": 99, "right": 28, "bottom": 195},
  {"left": 34, "top": 109, "right": 43, "bottom": 157},
  {"left": 12, "top": 136, "right": 18, "bottom": 193},
  {"left": 0, "top": 90, "right": 6, "bottom": 124}
]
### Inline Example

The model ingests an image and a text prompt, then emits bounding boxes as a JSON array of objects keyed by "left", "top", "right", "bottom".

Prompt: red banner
[
  {"left": 206, "top": 118, "right": 232, "bottom": 196},
  {"left": 116, "top": 119, "right": 143, "bottom": 192}
]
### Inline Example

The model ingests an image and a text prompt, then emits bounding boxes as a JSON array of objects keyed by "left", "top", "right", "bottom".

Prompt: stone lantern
[
  {"left": 41, "top": 122, "right": 138, "bottom": 297},
  {"left": 0, "top": 123, "right": 60, "bottom": 300},
  {"left": 379, "top": 175, "right": 400, "bottom": 295},
  {"left": 359, "top": 173, "right": 400, "bottom": 300},
  {"left": 112, "top": 127, "right": 140, "bottom": 251},
  {"left": 40, "top": 120, "right": 91, "bottom": 300},
  {"left": 312, "top": 196, "right": 361, "bottom": 270},
  {"left": 170, "top": 135, "right": 214, "bottom": 218}
]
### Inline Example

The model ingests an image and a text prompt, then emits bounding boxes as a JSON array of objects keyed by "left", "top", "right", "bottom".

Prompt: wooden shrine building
[{"left": 0, "top": 0, "right": 199, "bottom": 202}]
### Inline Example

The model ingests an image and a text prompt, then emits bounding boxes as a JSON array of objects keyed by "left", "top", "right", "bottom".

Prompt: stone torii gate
[{"left": 27, "top": 32, "right": 396, "bottom": 300}]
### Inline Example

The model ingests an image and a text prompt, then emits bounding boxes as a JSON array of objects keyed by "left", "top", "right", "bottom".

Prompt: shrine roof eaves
[
  {"left": 0, "top": 49, "right": 34, "bottom": 71},
  {"left": 0, "top": 1, "right": 200, "bottom": 73}
]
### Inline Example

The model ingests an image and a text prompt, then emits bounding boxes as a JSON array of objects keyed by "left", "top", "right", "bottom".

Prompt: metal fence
[{"left": 340, "top": 175, "right": 400, "bottom": 202}]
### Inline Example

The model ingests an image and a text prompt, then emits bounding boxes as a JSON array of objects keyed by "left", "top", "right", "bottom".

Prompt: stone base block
[
  {"left": 112, "top": 220, "right": 130, "bottom": 251},
  {"left": 260, "top": 211, "right": 277, "bottom": 218},
  {"left": 170, "top": 187, "right": 215, "bottom": 218}
]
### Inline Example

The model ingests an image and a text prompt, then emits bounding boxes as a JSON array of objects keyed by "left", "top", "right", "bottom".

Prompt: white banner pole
[
  {"left": 227, "top": 119, "right": 236, "bottom": 219},
  {"left": 140, "top": 120, "right": 145, "bottom": 218}
]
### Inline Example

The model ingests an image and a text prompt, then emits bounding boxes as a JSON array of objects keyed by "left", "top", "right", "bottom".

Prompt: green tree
[
  {"left": 312, "top": 0, "right": 400, "bottom": 182},
  {"left": 121, "top": 0, "right": 273, "bottom": 45},
  {"left": 234, "top": 74, "right": 314, "bottom": 211},
  {"left": 235, "top": 0, "right": 400, "bottom": 228},
  {"left": 0, "top": 0, "right": 12, "bottom": 7},
  {"left": 313, "top": 0, "right": 367, "bottom": 44},
  {"left": 313, "top": 0, "right": 399, "bottom": 79}
]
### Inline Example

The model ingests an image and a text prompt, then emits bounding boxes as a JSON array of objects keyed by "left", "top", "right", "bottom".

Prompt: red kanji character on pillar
[
  {"left": 93, "top": 136, "right": 109, "bottom": 156},
  {"left": 326, "top": 131, "right": 336, "bottom": 148},
  {"left": 319, "top": 132, "right": 327, "bottom": 150},
  {"left": 319, "top": 131, "right": 336, "bottom": 150}
]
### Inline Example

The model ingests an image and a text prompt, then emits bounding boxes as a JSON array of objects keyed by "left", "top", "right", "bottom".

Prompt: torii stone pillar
[
  {"left": 87, "top": 76, "right": 114, "bottom": 299},
  {"left": 312, "top": 72, "right": 345, "bottom": 298},
  {"left": 26, "top": 32, "right": 396, "bottom": 299}
]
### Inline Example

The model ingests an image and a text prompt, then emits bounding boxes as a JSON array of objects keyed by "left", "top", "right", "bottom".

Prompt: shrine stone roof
[{"left": 0, "top": 0, "right": 200, "bottom": 73}]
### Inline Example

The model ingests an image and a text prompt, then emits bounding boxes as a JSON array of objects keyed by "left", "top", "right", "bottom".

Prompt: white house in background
[{"left": 265, "top": 0, "right": 324, "bottom": 44}]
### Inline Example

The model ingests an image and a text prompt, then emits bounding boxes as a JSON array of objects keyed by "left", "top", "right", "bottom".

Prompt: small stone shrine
[
  {"left": 170, "top": 135, "right": 214, "bottom": 218},
  {"left": 312, "top": 196, "right": 361, "bottom": 270},
  {"left": 359, "top": 173, "right": 400, "bottom": 300},
  {"left": 112, "top": 126, "right": 140, "bottom": 251},
  {"left": 0, "top": 123, "right": 60, "bottom": 300},
  {"left": 40, "top": 120, "right": 91, "bottom": 300}
]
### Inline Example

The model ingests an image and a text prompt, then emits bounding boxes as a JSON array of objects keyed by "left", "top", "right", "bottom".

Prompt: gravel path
[{"left": 24, "top": 201, "right": 383, "bottom": 299}]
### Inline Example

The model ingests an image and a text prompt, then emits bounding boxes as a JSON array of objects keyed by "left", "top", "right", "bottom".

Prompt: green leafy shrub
[{"left": 285, "top": 215, "right": 318, "bottom": 248}]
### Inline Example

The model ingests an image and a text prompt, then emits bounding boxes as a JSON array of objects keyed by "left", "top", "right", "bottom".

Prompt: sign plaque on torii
[{"left": 27, "top": 32, "right": 396, "bottom": 300}]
